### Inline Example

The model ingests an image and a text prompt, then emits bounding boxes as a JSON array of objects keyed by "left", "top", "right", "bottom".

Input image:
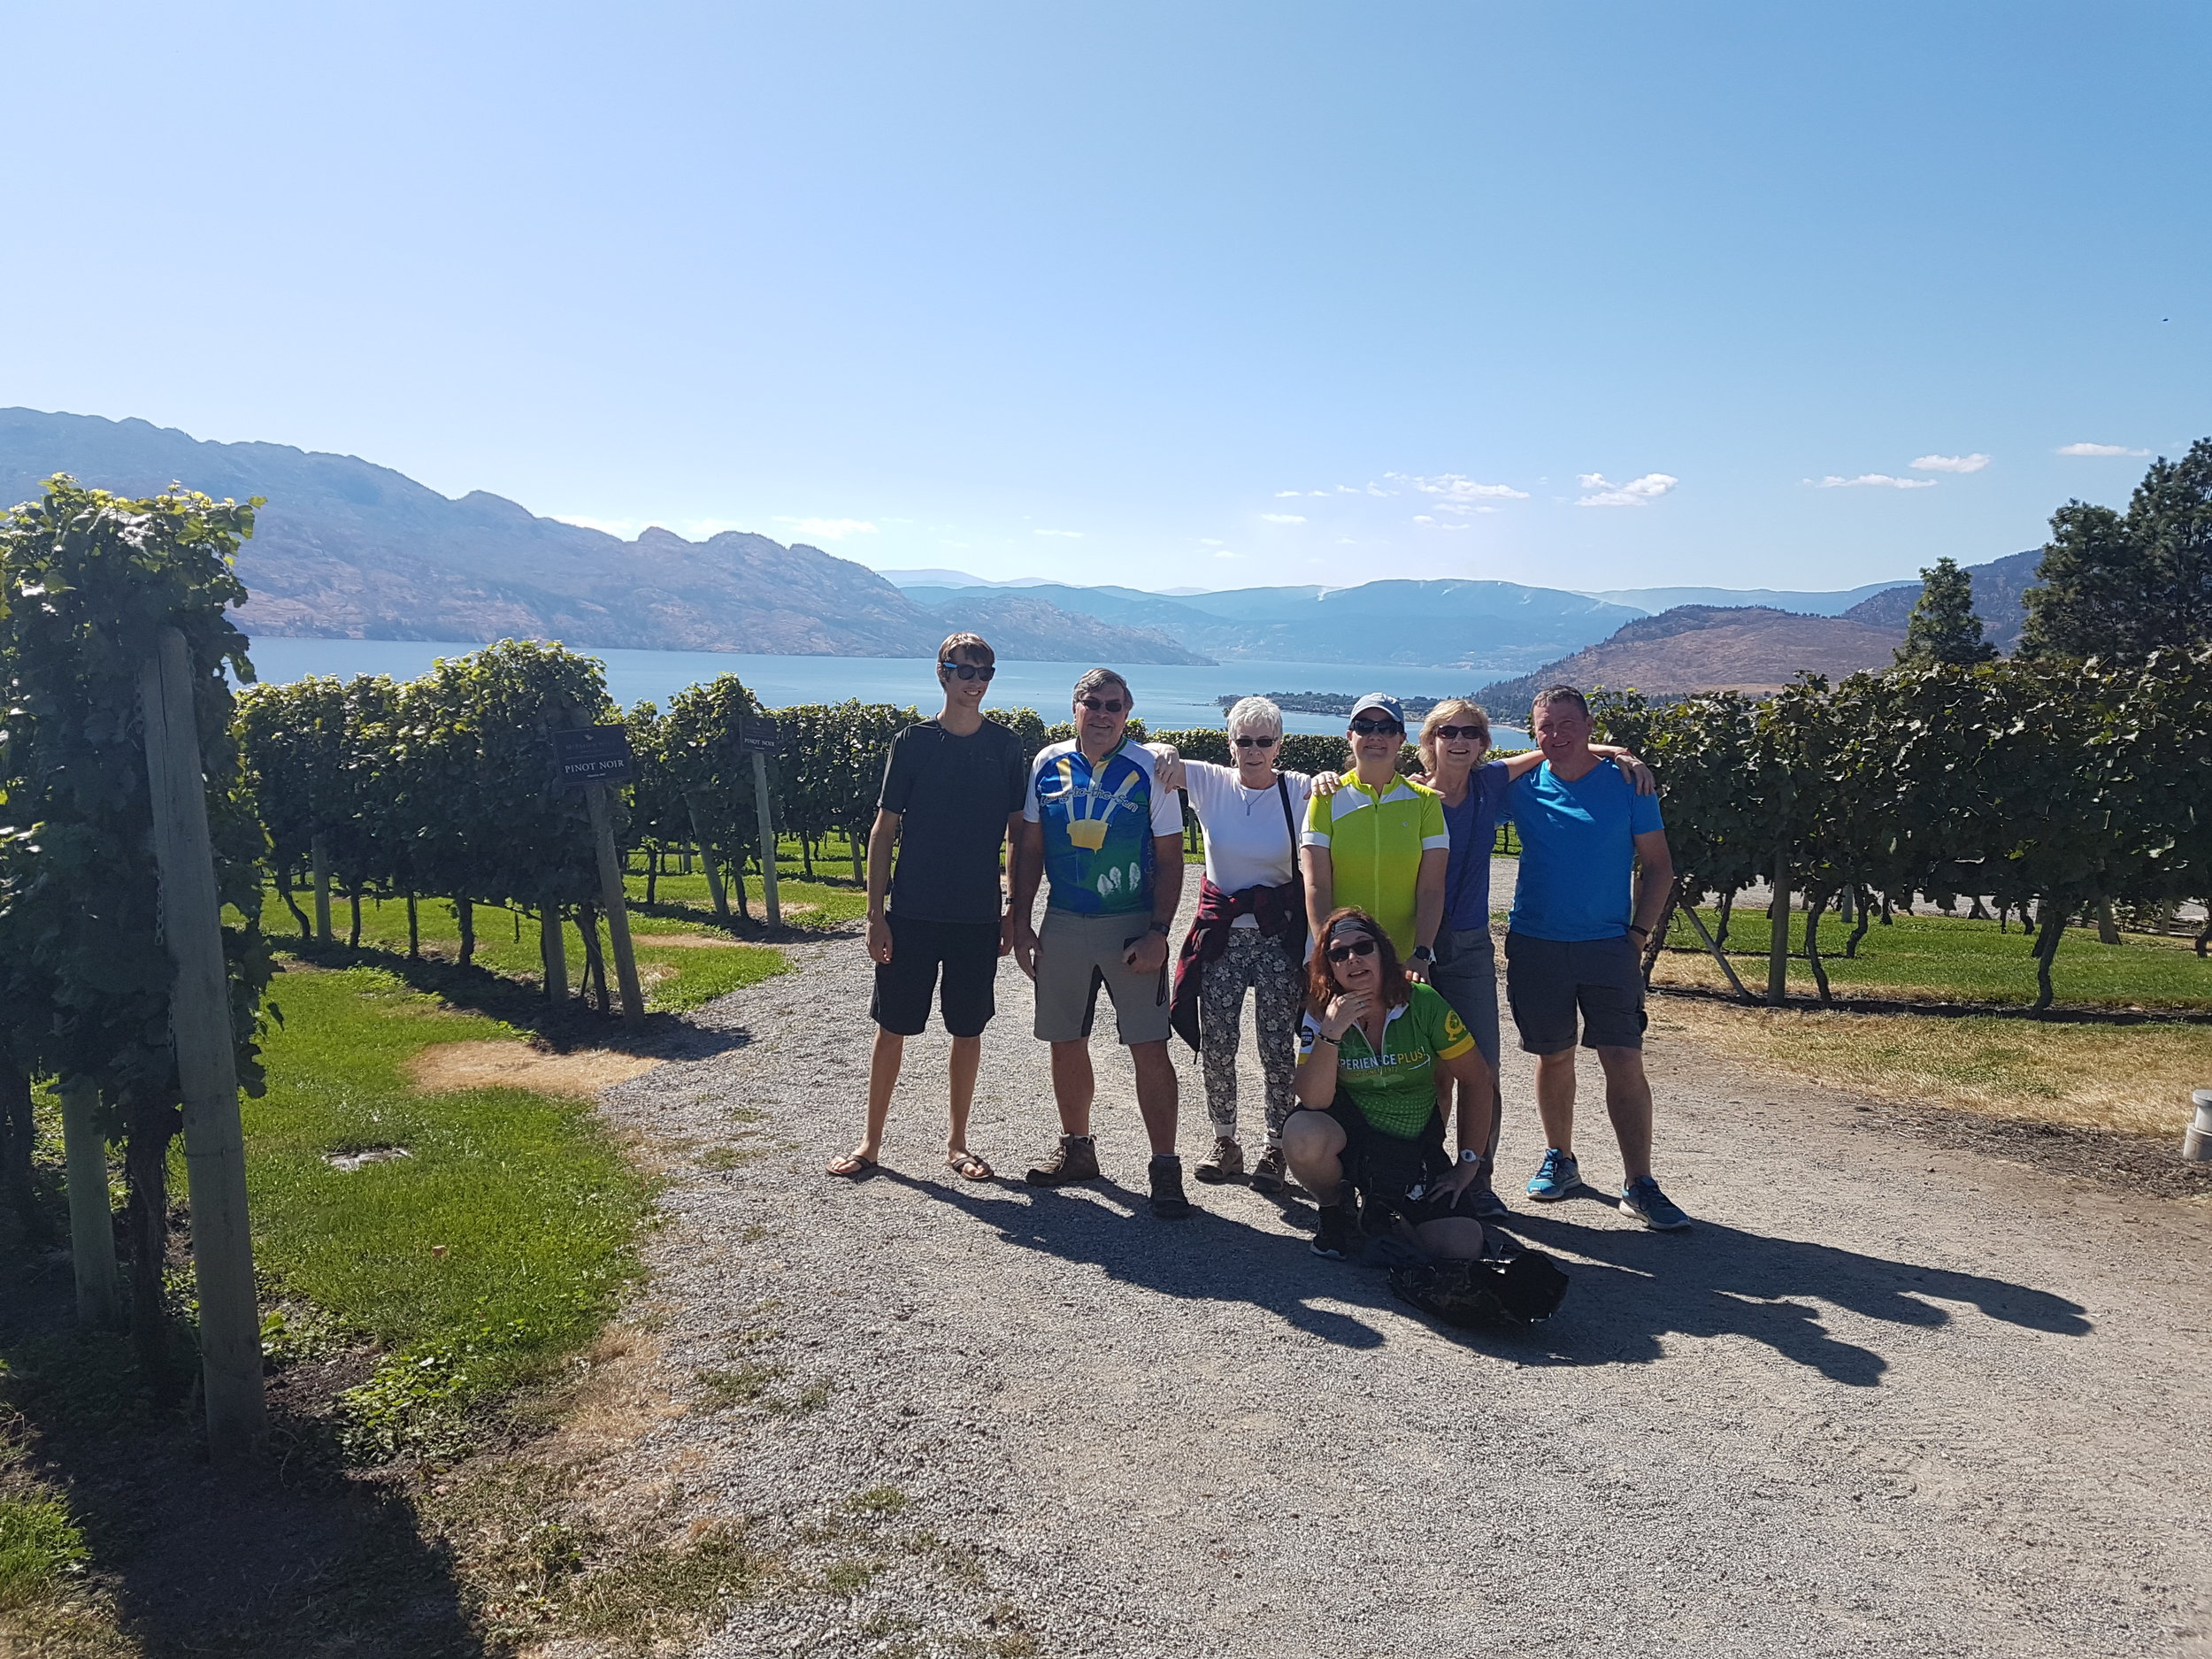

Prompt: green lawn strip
[
  {"left": 0, "top": 1489, "right": 89, "bottom": 1613},
  {"left": 1660, "top": 907, "right": 2212, "bottom": 1010},
  {"left": 260, "top": 888, "right": 791, "bottom": 1014},
  {"left": 236, "top": 963, "right": 652, "bottom": 1455}
]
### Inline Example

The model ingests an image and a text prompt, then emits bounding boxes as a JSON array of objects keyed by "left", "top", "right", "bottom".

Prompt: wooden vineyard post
[
  {"left": 585, "top": 782, "right": 645, "bottom": 1024},
  {"left": 686, "top": 795, "right": 731, "bottom": 920},
  {"left": 541, "top": 905, "right": 569, "bottom": 1002},
  {"left": 139, "top": 626, "right": 266, "bottom": 1463},
  {"left": 738, "top": 715, "right": 785, "bottom": 933},
  {"left": 752, "top": 749, "right": 781, "bottom": 932},
  {"left": 1766, "top": 849, "right": 1791, "bottom": 1008},
  {"left": 57, "top": 1076, "right": 120, "bottom": 1328},
  {"left": 551, "top": 725, "right": 644, "bottom": 1021},
  {"left": 311, "top": 832, "right": 333, "bottom": 942}
]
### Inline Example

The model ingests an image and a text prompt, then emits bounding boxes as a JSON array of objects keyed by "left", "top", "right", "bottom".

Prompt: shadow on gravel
[
  {"left": 878, "top": 1170, "right": 1398, "bottom": 1348},
  {"left": 1493, "top": 1199, "right": 2091, "bottom": 1385}
]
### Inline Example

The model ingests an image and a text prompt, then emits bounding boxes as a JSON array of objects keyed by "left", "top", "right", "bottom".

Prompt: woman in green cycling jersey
[{"left": 1283, "top": 906, "right": 1495, "bottom": 1262}]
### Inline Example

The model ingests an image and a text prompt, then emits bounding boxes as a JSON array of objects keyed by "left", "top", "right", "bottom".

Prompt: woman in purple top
[{"left": 1413, "top": 699, "right": 1649, "bottom": 1215}]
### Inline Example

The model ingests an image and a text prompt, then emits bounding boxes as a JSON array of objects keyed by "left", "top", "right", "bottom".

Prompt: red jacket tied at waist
[{"left": 1169, "top": 876, "right": 1306, "bottom": 1052}]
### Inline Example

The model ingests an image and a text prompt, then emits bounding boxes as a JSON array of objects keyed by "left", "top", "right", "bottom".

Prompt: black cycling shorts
[{"left": 870, "top": 914, "right": 1002, "bottom": 1039}]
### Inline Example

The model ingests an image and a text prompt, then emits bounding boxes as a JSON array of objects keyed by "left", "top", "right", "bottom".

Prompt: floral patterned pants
[{"left": 1199, "top": 927, "right": 1302, "bottom": 1146}]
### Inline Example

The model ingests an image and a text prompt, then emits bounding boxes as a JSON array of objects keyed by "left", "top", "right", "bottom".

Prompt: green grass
[
  {"left": 0, "top": 1492, "right": 88, "bottom": 1612},
  {"left": 1656, "top": 907, "right": 2212, "bottom": 1010},
  {"left": 239, "top": 964, "right": 653, "bottom": 1439},
  {"left": 261, "top": 885, "right": 793, "bottom": 1013}
]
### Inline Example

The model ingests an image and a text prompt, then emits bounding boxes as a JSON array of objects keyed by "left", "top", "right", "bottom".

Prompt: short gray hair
[{"left": 1224, "top": 695, "right": 1283, "bottom": 739}]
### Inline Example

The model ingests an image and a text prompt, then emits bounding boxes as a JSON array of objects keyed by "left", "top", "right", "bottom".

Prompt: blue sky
[{"left": 3, "top": 2, "right": 2204, "bottom": 593}]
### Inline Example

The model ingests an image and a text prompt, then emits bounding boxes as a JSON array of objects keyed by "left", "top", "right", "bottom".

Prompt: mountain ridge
[{"left": 0, "top": 408, "right": 1207, "bottom": 664}]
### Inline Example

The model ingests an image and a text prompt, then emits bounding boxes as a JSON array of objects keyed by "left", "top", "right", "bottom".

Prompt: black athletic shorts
[
  {"left": 870, "top": 914, "right": 1002, "bottom": 1039},
  {"left": 1504, "top": 930, "right": 1648, "bottom": 1055},
  {"left": 1319, "top": 1096, "right": 1480, "bottom": 1229}
]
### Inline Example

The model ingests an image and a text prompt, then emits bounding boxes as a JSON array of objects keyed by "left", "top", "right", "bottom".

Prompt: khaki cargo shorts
[{"left": 1033, "top": 908, "right": 1173, "bottom": 1046}]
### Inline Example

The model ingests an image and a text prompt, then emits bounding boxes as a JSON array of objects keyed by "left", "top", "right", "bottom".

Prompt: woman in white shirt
[{"left": 1153, "top": 697, "right": 1324, "bottom": 1192}]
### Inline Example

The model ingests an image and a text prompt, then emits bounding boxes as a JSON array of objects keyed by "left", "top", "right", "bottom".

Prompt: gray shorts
[
  {"left": 1033, "top": 908, "right": 1173, "bottom": 1046},
  {"left": 1427, "top": 926, "right": 1501, "bottom": 1066},
  {"left": 1504, "top": 930, "right": 1647, "bottom": 1055}
]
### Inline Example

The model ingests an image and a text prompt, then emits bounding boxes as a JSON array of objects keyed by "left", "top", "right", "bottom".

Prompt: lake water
[{"left": 240, "top": 637, "right": 1531, "bottom": 742}]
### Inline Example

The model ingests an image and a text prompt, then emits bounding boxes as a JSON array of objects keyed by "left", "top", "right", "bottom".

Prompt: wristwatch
[
  {"left": 1458, "top": 1148, "right": 1480, "bottom": 1164},
  {"left": 1409, "top": 944, "right": 1435, "bottom": 964},
  {"left": 1148, "top": 920, "right": 1171, "bottom": 936}
]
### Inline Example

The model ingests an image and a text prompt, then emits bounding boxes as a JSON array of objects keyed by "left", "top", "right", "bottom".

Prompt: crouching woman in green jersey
[{"left": 1284, "top": 907, "right": 1495, "bottom": 1263}]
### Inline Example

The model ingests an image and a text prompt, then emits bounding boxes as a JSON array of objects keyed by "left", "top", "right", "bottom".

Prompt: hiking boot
[
  {"left": 1310, "top": 1191, "right": 1357, "bottom": 1259},
  {"left": 1468, "top": 1182, "right": 1509, "bottom": 1219},
  {"left": 1526, "top": 1148, "right": 1581, "bottom": 1202},
  {"left": 1148, "top": 1155, "right": 1194, "bottom": 1219},
  {"left": 1619, "top": 1174, "right": 1692, "bottom": 1232},
  {"left": 1025, "top": 1134, "right": 1102, "bottom": 1187},
  {"left": 1248, "top": 1144, "right": 1287, "bottom": 1194},
  {"left": 1194, "top": 1137, "right": 1245, "bottom": 1185}
]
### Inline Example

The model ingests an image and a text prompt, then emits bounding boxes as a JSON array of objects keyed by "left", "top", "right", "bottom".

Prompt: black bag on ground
[{"left": 1389, "top": 1250, "right": 1570, "bottom": 1329}]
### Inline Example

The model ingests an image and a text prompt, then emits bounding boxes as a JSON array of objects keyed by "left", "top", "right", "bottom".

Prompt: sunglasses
[
  {"left": 1349, "top": 718, "right": 1403, "bottom": 737},
  {"left": 1432, "top": 725, "right": 1485, "bottom": 741},
  {"left": 1077, "top": 695, "right": 1126, "bottom": 714},
  {"left": 1233, "top": 734, "right": 1279, "bottom": 749},
  {"left": 1325, "top": 937, "right": 1379, "bottom": 964},
  {"left": 940, "top": 661, "right": 996, "bottom": 681}
]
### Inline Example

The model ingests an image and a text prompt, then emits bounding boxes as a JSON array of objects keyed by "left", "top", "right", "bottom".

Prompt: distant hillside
[
  {"left": 910, "top": 579, "right": 1646, "bottom": 672},
  {"left": 1583, "top": 580, "right": 1912, "bottom": 617},
  {"left": 0, "top": 409, "right": 1206, "bottom": 664},
  {"left": 1476, "top": 604, "right": 1906, "bottom": 718},
  {"left": 1840, "top": 549, "right": 2039, "bottom": 651}
]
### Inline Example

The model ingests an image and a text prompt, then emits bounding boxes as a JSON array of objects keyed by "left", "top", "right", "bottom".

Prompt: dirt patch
[
  {"left": 1648, "top": 993, "right": 2212, "bottom": 1199},
  {"left": 632, "top": 932, "right": 744, "bottom": 949},
  {"left": 406, "top": 1041, "right": 660, "bottom": 1097}
]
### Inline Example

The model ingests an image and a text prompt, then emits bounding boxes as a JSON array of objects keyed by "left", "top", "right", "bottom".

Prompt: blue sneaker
[
  {"left": 1620, "top": 1175, "right": 1692, "bottom": 1231},
  {"left": 1526, "top": 1148, "right": 1581, "bottom": 1202},
  {"left": 1468, "top": 1184, "right": 1510, "bottom": 1219}
]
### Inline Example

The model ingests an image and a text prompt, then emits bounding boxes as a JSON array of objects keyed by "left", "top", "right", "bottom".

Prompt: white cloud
[
  {"left": 1273, "top": 490, "right": 1303, "bottom": 497},
  {"left": 1033, "top": 528, "right": 1084, "bottom": 538},
  {"left": 2057, "top": 442, "right": 2149, "bottom": 457},
  {"left": 1213, "top": 550, "right": 1241, "bottom": 559},
  {"left": 1198, "top": 537, "right": 1225, "bottom": 547},
  {"left": 553, "top": 513, "right": 640, "bottom": 536},
  {"left": 779, "top": 517, "right": 878, "bottom": 541},
  {"left": 1576, "top": 472, "right": 1679, "bottom": 508},
  {"left": 1411, "top": 514, "right": 1476, "bottom": 531},
  {"left": 1808, "top": 474, "right": 1936, "bottom": 490},
  {"left": 1387, "top": 472, "right": 1529, "bottom": 514},
  {"left": 1261, "top": 512, "right": 1307, "bottom": 524},
  {"left": 1910, "top": 453, "right": 1990, "bottom": 473},
  {"left": 1336, "top": 538, "right": 1356, "bottom": 546}
]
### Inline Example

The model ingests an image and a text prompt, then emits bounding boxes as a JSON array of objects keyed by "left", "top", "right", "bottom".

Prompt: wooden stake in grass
[
  {"left": 586, "top": 782, "right": 645, "bottom": 1024},
  {"left": 311, "top": 832, "right": 333, "bottom": 943},
  {"left": 139, "top": 626, "right": 266, "bottom": 1463},
  {"left": 541, "top": 902, "right": 570, "bottom": 1002},
  {"left": 57, "top": 1075, "right": 120, "bottom": 1329},
  {"left": 686, "top": 796, "right": 731, "bottom": 921},
  {"left": 1767, "top": 850, "right": 1791, "bottom": 1008},
  {"left": 749, "top": 742, "right": 782, "bottom": 933}
]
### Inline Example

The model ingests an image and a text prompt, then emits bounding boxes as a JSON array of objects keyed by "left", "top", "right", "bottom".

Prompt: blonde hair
[{"left": 1417, "top": 699, "right": 1491, "bottom": 772}]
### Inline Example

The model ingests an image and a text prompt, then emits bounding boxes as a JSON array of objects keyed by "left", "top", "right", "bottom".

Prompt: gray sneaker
[{"left": 1619, "top": 1175, "right": 1692, "bottom": 1231}]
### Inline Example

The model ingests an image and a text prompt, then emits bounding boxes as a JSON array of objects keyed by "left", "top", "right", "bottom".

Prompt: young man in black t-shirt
[{"left": 828, "top": 633, "right": 1028, "bottom": 1181}]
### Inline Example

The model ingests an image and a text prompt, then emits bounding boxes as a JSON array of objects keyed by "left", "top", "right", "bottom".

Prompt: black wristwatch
[
  {"left": 1148, "top": 920, "right": 1170, "bottom": 936},
  {"left": 1627, "top": 925, "right": 1650, "bottom": 940},
  {"left": 1409, "top": 945, "right": 1435, "bottom": 964}
]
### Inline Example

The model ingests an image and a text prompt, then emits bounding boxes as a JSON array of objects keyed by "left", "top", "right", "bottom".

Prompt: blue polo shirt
[{"left": 1507, "top": 761, "right": 1664, "bottom": 942}]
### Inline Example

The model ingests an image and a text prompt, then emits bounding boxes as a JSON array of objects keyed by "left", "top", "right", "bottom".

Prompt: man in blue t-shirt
[{"left": 1504, "top": 685, "right": 1693, "bottom": 1231}]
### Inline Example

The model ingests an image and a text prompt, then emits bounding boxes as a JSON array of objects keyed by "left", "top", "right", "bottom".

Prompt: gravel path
[{"left": 591, "top": 897, "right": 2212, "bottom": 1659}]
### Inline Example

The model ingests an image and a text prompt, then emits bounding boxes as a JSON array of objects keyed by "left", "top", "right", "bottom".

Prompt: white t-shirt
[{"left": 1181, "top": 762, "right": 1315, "bottom": 926}]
